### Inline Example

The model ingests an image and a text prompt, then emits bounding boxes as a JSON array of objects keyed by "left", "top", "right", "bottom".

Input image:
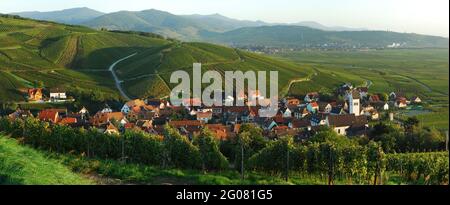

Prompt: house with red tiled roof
[
  {"left": 59, "top": 117, "right": 77, "bottom": 125},
  {"left": 122, "top": 123, "right": 135, "bottom": 130},
  {"left": 136, "top": 120, "right": 153, "bottom": 132},
  {"left": 121, "top": 99, "right": 146, "bottom": 114},
  {"left": 27, "top": 88, "right": 43, "bottom": 101},
  {"left": 91, "top": 112, "right": 125, "bottom": 126},
  {"left": 206, "top": 124, "right": 229, "bottom": 141},
  {"left": 369, "top": 95, "right": 381, "bottom": 103},
  {"left": 289, "top": 119, "right": 311, "bottom": 130},
  {"left": 196, "top": 111, "right": 213, "bottom": 123},
  {"left": 104, "top": 123, "right": 119, "bottom": 135},
  {"left": 38, "top": 109, "right": 59, "bottom": 123},
  {"left": 284, "top": 97, "right": 301, "bottom": 106},
  {"left": 169, "top": 120, "right": 204, "bottom": 138},
  {"left": 395, "top": 97, "right": 408, "bottom": 108}
]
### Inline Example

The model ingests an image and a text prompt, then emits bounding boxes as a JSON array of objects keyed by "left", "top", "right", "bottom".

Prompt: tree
[
  {"left": 248, "top": 136, "right": 296, "bottom": 175},
  {"left": 421, "top": 128, "right": 445, "bottom": 151},
  {"left": 193, "top": 128, "right": 229, "bottom": 171},
  {"left": 367, "top": 141, "right": 386, "bottom": 185},
  {"left": 404, "top": 117, "right": 420, "bottom": 134},
  {"left": 239, "top": 124, "right": 267, "bottom": 152},
  {"left": 235, "top": 124, "right": 268, "bottom": 171},
  {"left": 163, "top": 125, "right": 201, "bottom": 169},
  {"left": 370, "top": 122, "right": 403, "bottom": 153},
  {"left": 379, "top": 93, "right": 389, "bottom": 102},
  {"left": 319, "top": 142, "right": 338, "bottom": 185},
  {"left": 236, "top": 131, "right": 252, "bottom": 178}
]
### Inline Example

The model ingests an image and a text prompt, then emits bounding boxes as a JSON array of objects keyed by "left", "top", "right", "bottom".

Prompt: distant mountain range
[
  {"left": 10, "top": 7, "right": 449, "bottom": 48},
  {"left": 11, "top": 7, "right": 104, "bottom": 24},
  {"left": 200, "top": 26, "right": 449, "bottom": 48}
]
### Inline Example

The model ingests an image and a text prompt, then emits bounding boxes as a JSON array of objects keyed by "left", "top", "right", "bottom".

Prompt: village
[{"left": 5, "top": 82, "right": 425, "bottom": 143}]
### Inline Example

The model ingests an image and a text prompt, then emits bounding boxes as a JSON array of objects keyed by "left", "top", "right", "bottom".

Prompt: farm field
[
  {"left": 274, "top": 49, "right": 449, "bottom": 101},
  {"left": 274, "top": 49, "right": 449, "bottom": 130},
  {"left": 0, "top": 135, "right": 92, "bottom": 185}
]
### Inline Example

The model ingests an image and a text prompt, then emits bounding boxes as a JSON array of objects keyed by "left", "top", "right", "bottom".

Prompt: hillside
[
  {"left": 0, "top": 14, "right": 171, "bottom": 102},
  {"left": 201, "top": 25, "right": 450, "bottom": 48},
  {"left": 0, "top": 135, "right": 92, "bottom": 185},
  {"left": 82, "top": 9, "right": 269, "bottom": 41},
  {"left": 12, "top": 8, "right": 447, "bottom": 49},
  {"left": 0, "top": 15, "right": 312, "bottom": 101},
  {"left": 11, "top": 7, "right": 104, "bottom": 24}
]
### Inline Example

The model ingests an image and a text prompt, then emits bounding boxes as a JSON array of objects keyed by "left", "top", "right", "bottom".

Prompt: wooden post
[
  {"left": 121, "top": 136, "right": 125, "bottom": 163},
  {"left": 241, "top": 142, "right": 244, "bottom": 180},
  {"left": 445, "top": 131, "right": 449, "bottom": 152},
  {"left": 286, "top": 144, "right": 289, "bottom": 182}
]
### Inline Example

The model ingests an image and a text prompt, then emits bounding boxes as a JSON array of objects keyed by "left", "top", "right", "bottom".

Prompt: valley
[{"left": 0, "top": 8, "right": 448, "bottom": 187}]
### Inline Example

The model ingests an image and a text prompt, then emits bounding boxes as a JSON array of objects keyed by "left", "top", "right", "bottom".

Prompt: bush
[
  {"left": 386, "top": 152, "right": 449, "bottom": 185},
  {"left": 193, "top": 128, "right": 229, "bottom": 171},
  {"left": 163, "top": 125, "right": 202, "bottom": 169}
]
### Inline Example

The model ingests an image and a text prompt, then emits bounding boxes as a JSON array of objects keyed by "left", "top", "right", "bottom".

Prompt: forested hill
[{"left": 200, "top": 25, "right": 449, "bottom": 48}]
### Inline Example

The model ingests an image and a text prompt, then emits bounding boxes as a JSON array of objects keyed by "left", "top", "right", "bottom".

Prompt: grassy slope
[
  {"left": 0, "top": 16, "right": 170, "bottom": 102},
  {"left": 0, "top": 135, "right": 92, "bottom": 185},
  {"left": 119, "top": 41, "right": 314, "bottom": 98},
  {"left": 1, "top": 16, "right": 313, "bottom": 101}
]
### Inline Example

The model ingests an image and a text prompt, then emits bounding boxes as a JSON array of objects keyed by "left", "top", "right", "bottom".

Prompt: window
[
  {"left": 337, "top": 129, "right": 341, "bottom": 134},
  {"left": 354, "top": 103, "right": 359, "bottom": 106}
]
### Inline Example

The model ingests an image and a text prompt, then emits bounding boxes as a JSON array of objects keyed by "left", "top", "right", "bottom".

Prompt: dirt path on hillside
[{"left": 108, "top": 53, "right": 137, "bottom": 101}]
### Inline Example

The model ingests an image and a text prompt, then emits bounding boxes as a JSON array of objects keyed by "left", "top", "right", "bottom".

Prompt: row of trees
[
  {"left": 0, "top": 117, "right": 447, "bottom": 184},
  {"left": 386, "top": 152, "right": 449, "bottom": 185},
  {"left": 0, "top": 117, "right": 227, "bottom": 170},
  {"left": 369, "top": 118, "right": 447, "bottom": 153},
  {"left": 246, "top": 129, "right": 386, "bottom": 185}
]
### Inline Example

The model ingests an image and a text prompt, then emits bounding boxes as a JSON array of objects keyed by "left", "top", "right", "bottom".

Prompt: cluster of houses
[
  {"left": 8, "top": 83, "right": 423, "bottom": 142},
  {"left": 26, "top": 88, "right": 69, "bottom": 102}
]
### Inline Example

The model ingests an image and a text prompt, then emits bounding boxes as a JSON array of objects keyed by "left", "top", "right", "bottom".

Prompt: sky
[{"left": 1, "top": 0, "right": 448, "bottom": 37}]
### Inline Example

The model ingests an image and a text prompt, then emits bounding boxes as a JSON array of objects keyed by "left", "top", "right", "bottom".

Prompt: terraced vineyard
[
  {"left": 1, "top": 15, "right": 313, "bottom": 101},
  {"left": 0, "top": 16, "right": 172, "bottom": 101}
]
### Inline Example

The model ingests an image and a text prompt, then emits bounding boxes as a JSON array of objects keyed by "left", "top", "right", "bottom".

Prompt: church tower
[{"left": 347, "top": 90, "right": 360, "bottom": 116}]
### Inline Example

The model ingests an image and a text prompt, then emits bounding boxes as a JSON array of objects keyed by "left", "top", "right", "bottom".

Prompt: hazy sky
[{"left": 1, "top": 0, "right": 448, "bottom": 37}]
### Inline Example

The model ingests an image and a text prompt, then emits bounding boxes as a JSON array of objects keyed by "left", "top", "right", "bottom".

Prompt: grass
[
  {"left": 416, "top": 108, "right": 449, "bottom": 130},
  {"left": 0, "top": 71, "right": 26, "bottom": 101},
  {"left": 123, "top": 75, "right": 171, "bottom": 99},
  {"left": 0, "top": 135, "right": 92, "bottom": 185},
  {"left": 52, "top": 153, "right": 346, "bottom": 185},
  {"left": 53, "top": 152, "right": 421, "bottom": 185}
]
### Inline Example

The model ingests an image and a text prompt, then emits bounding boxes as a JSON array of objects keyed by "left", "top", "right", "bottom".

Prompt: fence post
[
  {"left": 241, "top": 142, "right": 244, "bottom": 180},
  {"left": 445, "top": 131, "right": 448, "bottom": 152}
]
